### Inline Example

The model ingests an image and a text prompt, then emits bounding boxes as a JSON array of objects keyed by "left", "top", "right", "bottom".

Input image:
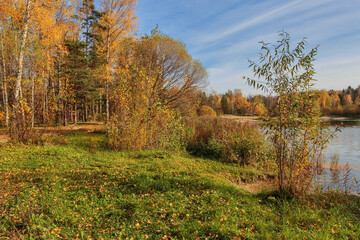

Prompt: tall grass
[{"left": 185, "top": 116, "right": 273, "bottom": 167}]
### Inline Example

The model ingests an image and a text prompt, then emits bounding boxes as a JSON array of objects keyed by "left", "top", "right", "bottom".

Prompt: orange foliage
[{"left": 342, "top": 94, "right": 353, "bottom": 106}]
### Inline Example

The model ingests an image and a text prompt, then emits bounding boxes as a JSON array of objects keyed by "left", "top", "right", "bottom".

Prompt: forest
[
  {"left": 0, "top": 0, "right": 359, "bottom": 239},
  {"left": 0, "top": 0, "right": 207, "bottom": 144}
]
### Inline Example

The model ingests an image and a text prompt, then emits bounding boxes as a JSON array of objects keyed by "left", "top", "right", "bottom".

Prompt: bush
[
  {"left": 186, "top": 116, "right": 272, "bottom": 165},
  {"left": 197, "top": 105, "right": 216, "bottom": 117},
  {"left": 107, "top": 106, "right": 186, "bottom": 151}
]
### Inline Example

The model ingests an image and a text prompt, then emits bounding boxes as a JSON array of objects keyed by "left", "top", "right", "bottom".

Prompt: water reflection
[{"left": 319, "top": 119, "right": 360, "bottom": 194}]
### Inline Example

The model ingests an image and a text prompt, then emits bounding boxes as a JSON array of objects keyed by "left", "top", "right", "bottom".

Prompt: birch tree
[{"left": 98, "top": 0, "right": 137, "bottom": 122}]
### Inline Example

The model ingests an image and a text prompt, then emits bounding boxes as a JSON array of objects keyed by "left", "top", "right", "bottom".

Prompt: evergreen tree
[
  {"left": 63, "top": 40, "right": 94, "bottom": 124},
  {"left": 221, "top": 95, "right": 231, "bottom": 114}
]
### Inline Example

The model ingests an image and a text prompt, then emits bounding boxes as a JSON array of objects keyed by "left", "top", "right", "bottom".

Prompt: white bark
[
  {"left": 0, "top": 32, "right": 9, "bottom": 127},
  {"left": 14, "top": 0, "right": 32, "bottom": 103}
]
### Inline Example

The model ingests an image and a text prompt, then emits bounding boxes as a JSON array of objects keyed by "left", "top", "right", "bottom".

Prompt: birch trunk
[
  {"left": 13, "top": 0, "right": 31, "bottom": 138},
  {"left": 0, "top": 33, "right": 9, "bottom": 127},
  {"left": 14, "top": 0, "right": 31, "bottom": 103}
]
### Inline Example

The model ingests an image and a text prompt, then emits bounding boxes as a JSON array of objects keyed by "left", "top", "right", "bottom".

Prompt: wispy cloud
[
  {"left": 198, "top": 0, "right": 300, "bottom": 44},
  {"left": 137, "top": 0, "right": 360, "bottom": 94},
  {"left": 195, "top": 0, "right": 331, "bottom": 45}
]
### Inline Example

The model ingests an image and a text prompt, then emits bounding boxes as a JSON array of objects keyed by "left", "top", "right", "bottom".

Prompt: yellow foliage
[
  {"left": 197, "top": 105, "right": 216, "bottom": 117},
  {"left": 342, "top": 94, "right": 353, "bottom": 106},
  {"left": 0, "top": 111, "right": 5, "bottom": 124}
]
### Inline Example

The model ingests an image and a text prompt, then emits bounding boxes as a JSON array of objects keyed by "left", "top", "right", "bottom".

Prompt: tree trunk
[
  {"left": 14, "top": 0, "right": 31, "bottom": 104},
  {"left": 0, "top": 33, "right": 9, "bottom": 127},
  {"left": 31, "top": 76, "right": 35, "bottom": 128},
  {"left": 74, "top": 103, "right": 77, "bottom": 125},
  {"left": 63, "top": 101, "right": 68, "bottom": 126},
  {"left": 85, "top": 101, "right": 88, "bottom": 122},
  {"left": 106, "top": 29, "right": 110, "bottom": 123},
  {"left": 92, "top": 101, "right": 95, "bottom": 120},
  {"left": 43, "top": 76, "right": 47, "bottom": 124},
  {"left": 19, "top": 85, "right": 26, "bottom": 125},
  {"left": 58, "top": 73, "right": 63, "bottom": 125},
  {"left": 99, "top": 94, "right": 102, "bottom": 116},
  {"left": 13, "top": 0, "right": 31, "bottom": 140}
]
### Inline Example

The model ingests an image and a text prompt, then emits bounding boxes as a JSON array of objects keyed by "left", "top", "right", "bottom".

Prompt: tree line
[{"left": 197, "top": 85, "right": 360, "bottom": 117}]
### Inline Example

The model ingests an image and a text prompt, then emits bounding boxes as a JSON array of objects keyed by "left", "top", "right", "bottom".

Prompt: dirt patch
[
  {"left": 0, "top": 135, "right": 10, "bottom": 143},
  {"left": 234, "top": 180, "right": 277, "bottom": 194}
]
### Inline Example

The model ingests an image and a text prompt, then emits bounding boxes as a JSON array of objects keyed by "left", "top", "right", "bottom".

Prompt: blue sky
[{"left": 135, "top": 0, "right": 360, "bottom": 95}]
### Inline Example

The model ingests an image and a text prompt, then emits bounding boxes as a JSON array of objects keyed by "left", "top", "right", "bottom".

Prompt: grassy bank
[{"left": 0, "top": 132, "right": 359, "bottom": 239}]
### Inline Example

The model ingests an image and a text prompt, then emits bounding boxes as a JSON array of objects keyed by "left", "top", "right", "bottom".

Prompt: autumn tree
[
  {"left": 234, "top": 89, "right": 251, "bottom": 115},
  {"left": 107, "top": 30, "right": 207, "bottom": 150},
  {"left": 250, "top": 95, "right": 268, "bottom": 116},
  {"left": 355, "top": 95, "right": 360, "bottom": 106},
  {"left": 97, "top": 0, "right": 137, "bottom": 122},
  {"left": 342, "top": 94, "right": 353, "bottom": 106},
  {"left": 136, "top": 29, "right": 208, "bottom": 109}
]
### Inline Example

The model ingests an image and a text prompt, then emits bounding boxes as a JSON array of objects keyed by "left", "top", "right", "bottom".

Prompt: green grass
[{"left": 0, "top": 132, "right": 359, "bottom": 239}]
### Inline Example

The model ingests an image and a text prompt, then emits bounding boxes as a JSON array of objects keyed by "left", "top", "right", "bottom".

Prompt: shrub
[
  {"left": 186, "top": 116, "right": 272, "bottom": 166},
  {"left": 197, "top": 105, "right": 216, "bottom": 117},
  {"left": 107, "top": 106, "right": 186, "bottom": 151},
  {"left": 244, "top": 32, "right": 336, "bottom": 195}
]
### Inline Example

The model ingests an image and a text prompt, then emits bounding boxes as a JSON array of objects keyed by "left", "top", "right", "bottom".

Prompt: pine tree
[
  {"left": 63, "top": 40, "right": 93, "bottom": 124},
  {"left": 221, "top": 95, "right": 231, "bottom": 114}
]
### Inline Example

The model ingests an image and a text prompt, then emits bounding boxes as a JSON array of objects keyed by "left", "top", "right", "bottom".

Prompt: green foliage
[
  {"left": 63, "top": 40, "right": 95, "bottom": 101},
  {"left": 0, "top": 132, "right": 359, "bottom": 239},
  {"left": 220, "top": 95, "right": 231, "bottom": 114},
  {"left": 187, "top": 138, "right": 224, "bottom": 160},
  {"left": 244, "top": 31, "right": 336, "bottom": 195},
  {"left": 186, "top": 116, "right": 272, "bottom": 166}
]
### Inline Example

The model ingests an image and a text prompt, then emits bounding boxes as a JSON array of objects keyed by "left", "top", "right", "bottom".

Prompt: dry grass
[
  {"left": 0, "top": 122, "right": 106, "bottom": 143},
  {"left": 220, "top": 115, "right": 260, "bottom": 124}
]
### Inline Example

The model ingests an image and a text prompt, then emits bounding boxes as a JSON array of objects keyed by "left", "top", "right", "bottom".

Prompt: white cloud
[{"left": 194, "top": 0, "right": 331, "bottom": 45}]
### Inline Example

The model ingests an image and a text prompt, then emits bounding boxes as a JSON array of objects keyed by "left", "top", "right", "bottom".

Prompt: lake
[
  {"left": 320, "top": 119, "right": 360, "bottom": 193},
  {"left": 326, "top": 124, "right": 360, "bottom": 167}
]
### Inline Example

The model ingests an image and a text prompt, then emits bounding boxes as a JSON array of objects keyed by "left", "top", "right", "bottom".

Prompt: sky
[{"left": 135, "top": 0, "right": 360, "bottom": 95}]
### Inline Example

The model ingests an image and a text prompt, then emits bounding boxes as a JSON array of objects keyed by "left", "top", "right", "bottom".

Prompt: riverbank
[{"left": 220, "top": 115, "right": 360, "bottom": 124}]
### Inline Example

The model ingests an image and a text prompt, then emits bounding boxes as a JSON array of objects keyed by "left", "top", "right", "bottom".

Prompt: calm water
[
  {"left": 321, "top": 120, "right": 360, "bottom": 193},
  {"left": 326, "top": 125, "right": 360, "bottom": 167}
]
